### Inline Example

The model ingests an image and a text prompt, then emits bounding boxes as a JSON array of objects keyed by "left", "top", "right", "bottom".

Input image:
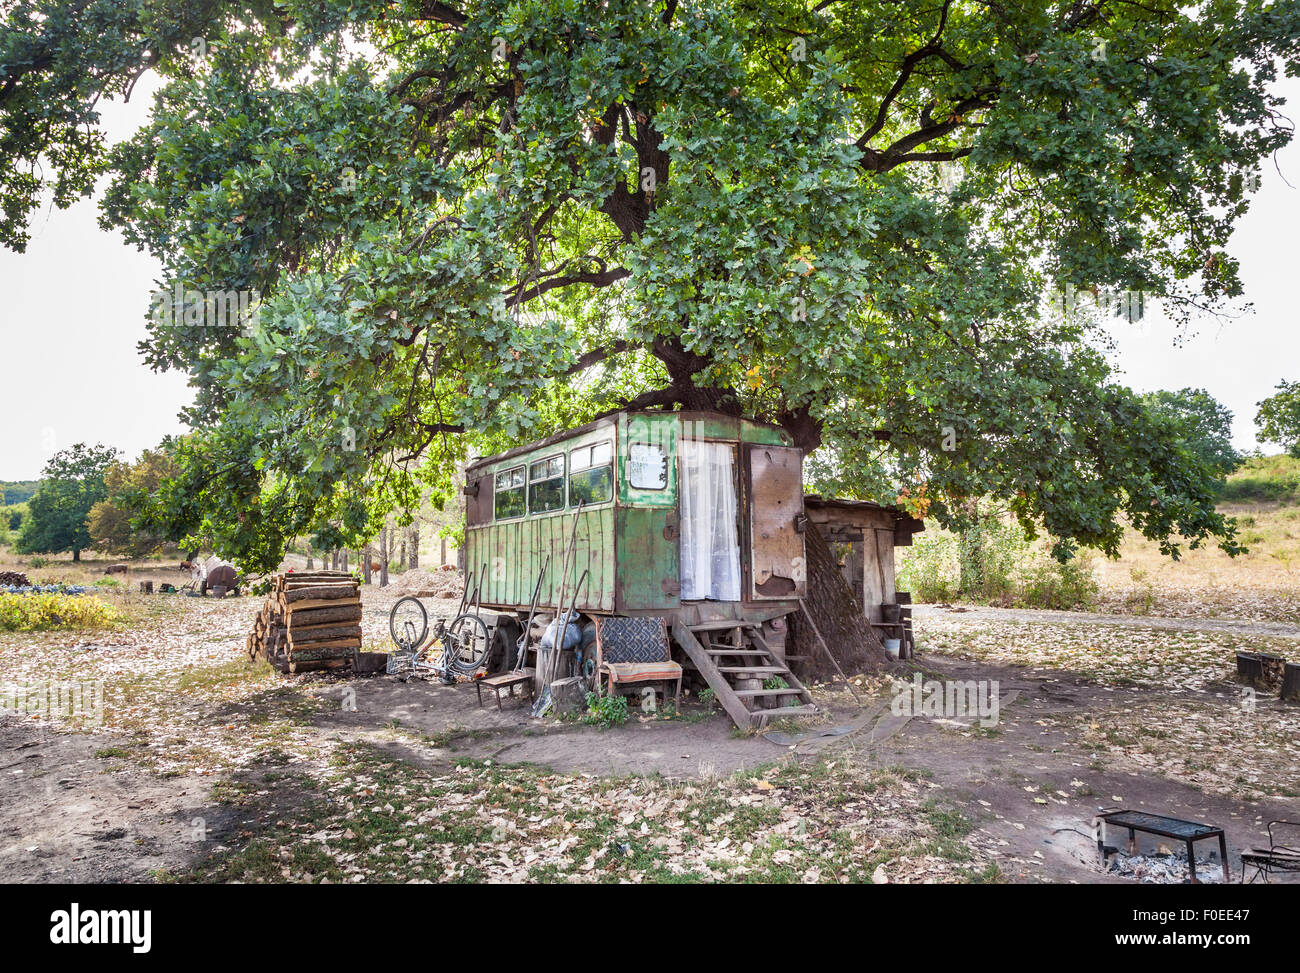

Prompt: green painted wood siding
[{"left": 466, "top": 505, "right": 616, "bottom": 612}]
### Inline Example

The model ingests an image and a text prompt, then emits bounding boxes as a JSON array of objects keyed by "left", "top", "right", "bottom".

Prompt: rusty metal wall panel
[
  {"left": 465, "top": 472, "right": 491, "bottom": 526},
  {"left": 615, "top": 507, "right": 681, "bottom": 610},
  {"left": 745, "top": 444, "right": 806, "bottom": 600}
]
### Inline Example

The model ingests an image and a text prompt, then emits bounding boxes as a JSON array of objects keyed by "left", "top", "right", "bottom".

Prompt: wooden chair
[
  {"left": 594, "top": 616, "right": 681, "bottom": 710},
  {"left": 1241, "top": 820, "right": 1300, "bottom": 883}
]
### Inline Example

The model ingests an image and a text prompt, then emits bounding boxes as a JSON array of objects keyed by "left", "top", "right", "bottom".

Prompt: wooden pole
[{"left": 799, "top": 598, "right": 863, "bottom": 704}]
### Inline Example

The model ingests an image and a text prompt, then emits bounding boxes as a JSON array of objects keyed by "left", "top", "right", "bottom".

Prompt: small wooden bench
[{"left": 475, "top": 668, "right": 536, "bottom": 710}]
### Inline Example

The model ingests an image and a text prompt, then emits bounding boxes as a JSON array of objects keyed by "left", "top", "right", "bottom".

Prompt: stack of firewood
[{"left": 247, "top": 571, "right": 363, "bottom": 674}]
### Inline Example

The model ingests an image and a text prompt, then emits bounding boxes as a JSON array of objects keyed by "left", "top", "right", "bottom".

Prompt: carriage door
[
  {"left": 678, "top": 439, "right": 742, "bottom": 601},
  {"left": 745, "top": 444, "right": 806, "bottom": 599}
]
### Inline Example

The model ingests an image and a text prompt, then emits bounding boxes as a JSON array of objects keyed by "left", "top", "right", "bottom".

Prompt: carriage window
[
  {"left": 529, "top": 455, "right": 566, "bottom": 514},
  {"left": 569, "top": 441, "right": 613, "bottom": 505},
  {"left": 628, "top": 442, "right": 668, "bottom": 490},
  {"left": 494, "top": 466, "right": 526, "bottom": 519}
]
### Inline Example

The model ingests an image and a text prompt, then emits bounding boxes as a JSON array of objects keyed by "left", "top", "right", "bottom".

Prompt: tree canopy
[
  {"left": 1140, "top": 387, "right": 1240, "bottom": 478},
  {"left": 15, "top": 443, "right": 118, "bottom": 560},
  {"left": 86, "top": 443, "right": 181, "bottom": 556},
  {"left": 1256, "top": 379, "right": 1300, "bottom": 457},
  {"left": 6, "top": 0, "right": 1297, "bottom": 570}
]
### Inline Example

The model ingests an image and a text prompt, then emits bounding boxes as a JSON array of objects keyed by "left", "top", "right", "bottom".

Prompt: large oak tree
[{"left": 4, "top": 0, "right": 1296, "bottom": 570}]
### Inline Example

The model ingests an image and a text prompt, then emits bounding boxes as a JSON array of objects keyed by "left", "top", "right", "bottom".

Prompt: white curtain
[{"left": 679, "top": 440, "right": 742, "bottom": 601}]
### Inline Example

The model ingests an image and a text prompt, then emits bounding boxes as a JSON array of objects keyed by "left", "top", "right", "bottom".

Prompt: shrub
[
  {"left": 897, "top": 531, "right": 961, "bottom": 603},
  {"left": 898, "top": 515, "right": 1098, "bottom": 610},
  {"left": 0, "top": 593, "right": 125, "bottom": 632},
  {"left": 582, "top": 691, "right": 629, "bottom": 728},
  {"left": 1017, "top": 552, "right": 1099, "bottom": 610}
]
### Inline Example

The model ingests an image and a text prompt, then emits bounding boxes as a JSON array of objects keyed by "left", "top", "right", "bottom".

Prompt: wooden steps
[{"left": 671, "top": 620, "right": 818, "bottom": 731}]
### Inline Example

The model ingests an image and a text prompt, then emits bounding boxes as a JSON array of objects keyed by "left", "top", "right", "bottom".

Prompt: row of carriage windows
[{"left": 492, "top": 440, "right": 667, "bottom": 520}]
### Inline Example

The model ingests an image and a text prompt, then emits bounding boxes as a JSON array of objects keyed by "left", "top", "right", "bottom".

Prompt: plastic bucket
[{"left": 884, "top": 638, "right": 902, "bottom": 658}]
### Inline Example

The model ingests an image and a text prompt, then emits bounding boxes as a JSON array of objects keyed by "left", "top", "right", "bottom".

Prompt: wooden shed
[{"left": 803, "top": 495, "right": 924, "bottom": 627}]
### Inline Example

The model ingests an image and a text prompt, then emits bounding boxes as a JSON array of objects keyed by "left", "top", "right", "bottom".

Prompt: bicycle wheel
[
  {"left": 389, "top": 596, "right": 429, "bottom": 651},
  {"left": 444, "top": 612, "right": 492, "bottom": 674}
]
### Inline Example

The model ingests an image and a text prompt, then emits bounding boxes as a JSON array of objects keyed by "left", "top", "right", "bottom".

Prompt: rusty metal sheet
[
  {"left": 745, "top": 444, "right": 806, "bottom": 600},
  {"left": 615, "top": 507, "right": 680, "bottom": 610}
]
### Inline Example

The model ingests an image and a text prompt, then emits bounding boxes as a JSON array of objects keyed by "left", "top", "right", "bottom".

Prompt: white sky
[{"left": 2, "top": 73, "right": 1298, "bottom": 480}]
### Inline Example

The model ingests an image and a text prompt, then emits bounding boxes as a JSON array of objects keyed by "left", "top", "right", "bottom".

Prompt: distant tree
[
  {"left": 1141, "top": 388, "right": 1241, "bottom": 478},
  {"left": 0, "top": 480, "right": 40, "bottom": 504},
  {"left": 87, "top": 446, "right": 180, "bottom": 556},
  {"left": 16, "top": 443, "right": 119, "bottom": 561},
  {"left": 1256, "top": 381, "right": 1300, "bottom": 458}
]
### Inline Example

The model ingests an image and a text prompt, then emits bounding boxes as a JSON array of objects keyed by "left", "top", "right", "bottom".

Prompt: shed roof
[{"left": 803, "top": 494, "right": 925, "bottom": 544}]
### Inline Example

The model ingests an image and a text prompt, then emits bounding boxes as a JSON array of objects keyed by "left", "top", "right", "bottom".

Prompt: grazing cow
[
  {"left": 179, "top": 561, "right": 194, "bottom": 572},
  {"left": 104, "top": 563, "right": 129, "bottom": 576}
]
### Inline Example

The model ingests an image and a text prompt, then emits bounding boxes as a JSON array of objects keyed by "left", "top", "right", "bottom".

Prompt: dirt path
[
  {"left": 0, "top": 722, "right": 217, "bottom": 882},
  {"left": 915, "top": 604, "right": 1300, "bottom": 638}
]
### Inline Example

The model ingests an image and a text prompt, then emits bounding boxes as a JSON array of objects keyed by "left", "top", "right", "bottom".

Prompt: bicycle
[{"left": 388, "top": 565, "right": 492, "bottom": 683}]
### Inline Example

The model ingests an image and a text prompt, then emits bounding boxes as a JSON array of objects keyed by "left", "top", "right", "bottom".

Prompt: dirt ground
[
  {"left": 4, "top": 599, "right": 1297, "bottom": 882},
  {"left": 3, "top": 540, "right": 1299, "bottom": 882}
]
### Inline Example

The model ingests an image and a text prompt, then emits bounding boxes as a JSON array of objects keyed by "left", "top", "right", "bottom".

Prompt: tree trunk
[
  {"left": 792, "top": 523, "right": 891, "bottom": 680},
  {"left": 363, "top": 544, "right": 372, "bottom": 585},
  {"left": 72, "top": 548, "right": 80, "bottom": 562},
  {"left": 409, "top": 523, "right": 419, "bottom": 569},
  {"left": 379, "top": 526, "right": 389, "bottom": 587}
]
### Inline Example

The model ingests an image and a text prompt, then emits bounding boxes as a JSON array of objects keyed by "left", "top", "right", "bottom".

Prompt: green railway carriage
[
  {"left": 456, "top": 409, "right": 920, "bottom": 728},
  {"left": 463, "top": 409, "right": 809, "bottom": 635}
]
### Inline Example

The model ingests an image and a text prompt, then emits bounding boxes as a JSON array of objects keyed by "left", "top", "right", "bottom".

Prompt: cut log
[
  {"left": 287, "top": 636, "right": 362, "bottom": 652},
  {"left": 285, "top": 623, "right": 363, "bottom": 643},
  {"left": 284, "top": 604, "right": 362, "bottom": 626},
  {"left": 283, "top": 596, "right": 362, "bottom": 613},
  {"left": 246, "top": 571, "right": 361, "bottom": 676},
  {"left": 281, "top": 584, "right": 359, "bottom": 603}
]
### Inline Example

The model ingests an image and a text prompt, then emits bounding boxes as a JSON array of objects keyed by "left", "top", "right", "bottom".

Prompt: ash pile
[{"left": 1105, "top": 849, "right": 1226, "bottom": 884}]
